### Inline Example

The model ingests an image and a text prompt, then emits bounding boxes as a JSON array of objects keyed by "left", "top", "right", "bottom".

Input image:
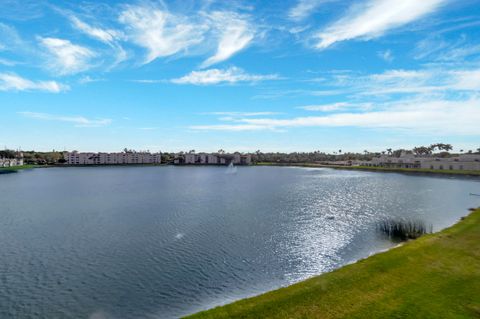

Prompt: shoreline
[
  {"left": 256, "top": 162, "right": 480, "bottom": 177},
  {"left": 3, "top": 163, "right": 480, "bottom": 178},
  {"left": 186, "top": 207, "right": 480, "bottom": 318}
]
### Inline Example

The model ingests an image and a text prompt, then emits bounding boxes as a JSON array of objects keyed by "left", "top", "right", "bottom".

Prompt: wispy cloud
[
  {"left": 288, "top": 0, "right": 336, "bottom": 21},
  {"left": 38, "top": 37, "right": 95, "bottom": 75},
  {"left": 171, "top": 67, "right": 279, "bottom": 85},
  {"left": 414, "top": 35, "right": 480, "bottom": 62},
  {"left": 315, "top": 0, "right": 446, "bottom": 49},
  {"left": 70, "top": 15, "right": 122, "bottom": 44},
  {"left": 208, "top": 111, "right": 280, "bottom": 116},
  {"left": 299, "top": 102, "right": 356, "bottom": 112},
  {"left": 190, "top": 98, "right": 480, "bottom": 135},
  {"left": 201, "top": 11, "right": 254, "bottom": 68},
  {"left": 119, "top": 4, "right": 206, "bottom": 64},
  {"left": 0, "top": 73, "right": 68, "bottom": 93},
  {"left": 19, "top": 111, "right": 111, "bottom": 127},
  {"left": 69, "top": 15, "right": 127, "bottom": 65},
  {"left": 378, "top": 49, "right": 394, "bottom": 62}
]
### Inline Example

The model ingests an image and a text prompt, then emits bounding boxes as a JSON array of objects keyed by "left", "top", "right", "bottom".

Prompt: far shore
[
  {"left": 2, "top": 163, "right": 480, "bottom": 178},
  {"left": 256, "top": 162, "right": 480, "bottom": 177}
]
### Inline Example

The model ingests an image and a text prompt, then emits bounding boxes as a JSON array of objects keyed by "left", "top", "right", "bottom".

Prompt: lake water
[{"left": 0, "top": 166, "right": 479, "bottom": 318}]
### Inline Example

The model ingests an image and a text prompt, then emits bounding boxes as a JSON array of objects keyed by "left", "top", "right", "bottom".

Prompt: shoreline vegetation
[
  {"left": 256, "top": 162, "right": 480, "bottom": 177},
  {"left": 0, "top": 164, "right": 41, "bottom": 173},
  {"left": 187, "top": 208, "right": 480, "bottom": 318},
  {"left": 2, "top": 163, "right": 480, "bottom": 177}
]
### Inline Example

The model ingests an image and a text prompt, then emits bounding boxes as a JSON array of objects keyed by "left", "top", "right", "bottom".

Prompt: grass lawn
[
  {"left": 257, "top": 162, "right": 480, "bottom": 177},
  {"left": 0, "top": 165, "right": 42, "bottom": 173},
  {"left": 187, "top": 208, "right": 480, "bottom": 318}
]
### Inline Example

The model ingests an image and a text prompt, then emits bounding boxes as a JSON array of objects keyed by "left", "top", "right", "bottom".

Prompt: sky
[{"left": 0, "top": 0, "right": 479, "bottom": 153}]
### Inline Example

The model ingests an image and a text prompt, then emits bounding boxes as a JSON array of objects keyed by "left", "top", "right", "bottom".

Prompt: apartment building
[
  {"left": 359, "top": 152, "right": 480, "bottom": 171},
  {"left": 64, "top": 151, "right": 162, "bottom": 165},
  {"left": 176, "top": 152, "right": 252, "bottom": 165}
]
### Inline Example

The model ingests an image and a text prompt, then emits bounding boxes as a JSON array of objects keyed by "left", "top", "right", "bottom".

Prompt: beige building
[
  {"left": 64, "top": 151, "right": 162, "bottom": 165},
  {"left": 359, "top": 152, "right": 480, "bottom": 171}
]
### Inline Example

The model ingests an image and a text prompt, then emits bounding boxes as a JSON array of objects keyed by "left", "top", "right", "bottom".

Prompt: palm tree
[{"left": 386, "top": 148, "right": 392, "bottom": 155}]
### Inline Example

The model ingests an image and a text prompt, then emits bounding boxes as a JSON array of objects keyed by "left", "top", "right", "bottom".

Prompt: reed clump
[{"left": 378, "top": 219, "right": 432, "bottom": 241}]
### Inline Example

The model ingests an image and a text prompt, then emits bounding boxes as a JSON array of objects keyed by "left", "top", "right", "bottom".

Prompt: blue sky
[{"left": 1, "top": 0, "right": 479, "bottom": 153}]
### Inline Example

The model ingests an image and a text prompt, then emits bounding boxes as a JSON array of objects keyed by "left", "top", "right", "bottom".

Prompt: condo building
[
  {"left": 359, "top": 152, "right": 480, "bottom": 171},
  {"left": 64, "top": 151, "right": 162, "bottom": 165},
  {"left": 175, "top": 152, "right": 251, "bottom": 165},
  {"left": 0, "top": 154, "right": 24, "bottom": 167}
]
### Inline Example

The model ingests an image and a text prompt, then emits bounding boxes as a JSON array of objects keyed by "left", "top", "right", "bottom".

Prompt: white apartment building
[
  {"left": 64, "top": 151, "right": 162, "bottom": 165},
  {"left": 178, "top": 152, "right": 252, "bottom": 165},
  {"left": 0, "top": 157, "right": 24, "bottom": 167}
]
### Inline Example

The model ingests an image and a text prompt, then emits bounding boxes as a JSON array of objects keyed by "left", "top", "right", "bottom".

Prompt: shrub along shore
[
  {"left": 187, "top": 208, "right": 480, "bottom": 318},
  {"left": 256, "top": 162, "right": 480, "bottom": 177}
]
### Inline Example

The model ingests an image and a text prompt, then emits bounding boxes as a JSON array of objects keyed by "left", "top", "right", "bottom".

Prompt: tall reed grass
[{"left": 378, "top": 218, "right": 432, "bottom": 241}]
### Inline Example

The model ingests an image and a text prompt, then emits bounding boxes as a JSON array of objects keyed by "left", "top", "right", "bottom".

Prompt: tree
[{"left": 386, "top": 148, "right": 392, "bottom": 155}]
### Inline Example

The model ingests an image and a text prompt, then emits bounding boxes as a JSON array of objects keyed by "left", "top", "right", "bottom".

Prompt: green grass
[
  {"left": 187, "top": 208, "right": 480, "bottom": 319},
  {"left": 256, "top": 162, "right": 480, "bottom": 177},
  {"left": 0, "top": 164, "right": 42, "bottom": 173}
]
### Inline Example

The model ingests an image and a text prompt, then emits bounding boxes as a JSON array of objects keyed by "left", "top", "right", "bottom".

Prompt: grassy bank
[
  {"left": 257, "top": 162, "right": 480, "bottom": 177},
  {"left": 0, "top": 164, "right": 42, "bottom": 173},
  {"left": 187, "top": 208, "right": 480, "bottom": 318}
]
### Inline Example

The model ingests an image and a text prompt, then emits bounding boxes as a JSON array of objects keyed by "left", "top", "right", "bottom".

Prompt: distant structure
[
  {"left": 0, "top": 152, "right": 24, "bottom": 167},
  {"left": 358, "top": 152, "right": 480, "bottom": 170},
  {"left": 174, "top": 152, "right": 251, "bottom": 165},
  {"left": 64, "top": 151, "right": 162, "bottom": 165}
]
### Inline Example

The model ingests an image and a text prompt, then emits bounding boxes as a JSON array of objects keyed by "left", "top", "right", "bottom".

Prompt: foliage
[
  {"left": 0, "top": 150, "right": 17, "bottom": 159},
  {"left": 22, "top": 151, "right": 64, "bottom": 165}
]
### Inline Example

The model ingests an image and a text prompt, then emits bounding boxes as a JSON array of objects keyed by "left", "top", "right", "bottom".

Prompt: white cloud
[
  {"left": 19, "top": 111, "right": 111, "bottom": 127},
  {"left": 299, "top": 102, "right": 352, "bottom": 112},
  {"left": 171, "top": 67, "right": 279, "bottom": 85},
  {"left": 415, "top": 35, "right": 480, "bottom": 62},
  {"left": 69, "top": 16, "right": 127, "bottom": 66},
  {"left": 119, "top": 4, "right": 206, "bottom": 64},
  {"left": 191, "top": 98, "right": 480, "bottom": 135},
  {"left": 288, "top": 0, "right": 336, "bottom": 21},
  {"left": 201, "top": 11, "right": 254, "bottom": 68},
  {"left": 70, "top": 16, "right": 121, "bottom": 44},
  {"left": 38, "top": 37, "right": 95, "bottom": 75},
  {"left": 0, "top": 57, "right": 18, "bottom": 66},
  {"left": 209, "top": 111, "right": 280, "bottom": 116},
  {"left": 0, "top": 73, "right": 68, "bottom": 93},
  {"left": 377, "top": 49, "right": 394, "bottom": 62},
  {"left": 315, "top": 0, "right": 446, "bottom": 49}
]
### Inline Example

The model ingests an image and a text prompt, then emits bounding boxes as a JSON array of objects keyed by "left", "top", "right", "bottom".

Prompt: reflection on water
[{"left": 0, "top": 166, "right": 478, "bottom": 318}]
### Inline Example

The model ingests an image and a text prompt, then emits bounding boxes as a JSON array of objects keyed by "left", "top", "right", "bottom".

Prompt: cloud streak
[
  {"left": 315, "top": 0, "right": 446, "bottom": 49},
  {"left": 190, "top": 98, "right": 480, "bottom": 135},
  {"left": 0, "top": 73, "right": 68, "bottom": 93},
  {"left": 19, "top": 111, "right": 111, "bottom": 127},
  {"left": 171, "top": 67, "right": 279, "bottom": 85}
]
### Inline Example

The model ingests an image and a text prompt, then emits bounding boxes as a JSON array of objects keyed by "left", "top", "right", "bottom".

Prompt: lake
[{"left": 0, "top": 166, "right": 479, "bottom": 318}]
